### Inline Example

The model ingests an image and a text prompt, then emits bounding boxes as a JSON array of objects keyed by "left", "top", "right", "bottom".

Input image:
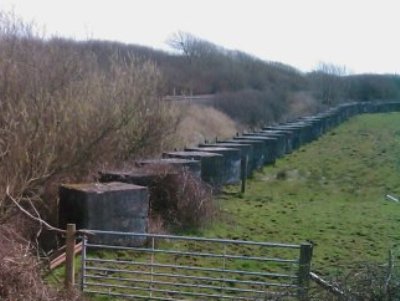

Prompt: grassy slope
[
  {"left": 52, "top": 113, "right": 400, "bottom": 298},
  {"left": 197, "top": 113, "right": 400, "bottom": 276}
]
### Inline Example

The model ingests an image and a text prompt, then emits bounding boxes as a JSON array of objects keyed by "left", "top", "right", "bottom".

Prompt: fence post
[
  {"left": 80, "top": 235, "right": 87, "bottom": 291},
  {"left": 240, "top": 156, "right": 248, "bottom": 194},
  {"left": 65, "top": 223, "right": 76, "bottom": 290},
  {"left": 298, "top": 243, "right": 313, "bottom": 301}
]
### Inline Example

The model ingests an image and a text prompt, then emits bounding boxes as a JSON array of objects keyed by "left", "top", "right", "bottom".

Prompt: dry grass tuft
[
  {"left": 173, "top": 103, "right": 239, "bottom": 148},
  {"left": 0, "top": 221, "right": 83, "bottom": 301}
]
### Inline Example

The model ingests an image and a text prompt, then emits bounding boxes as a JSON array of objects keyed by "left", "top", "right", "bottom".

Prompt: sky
[{"left": 0, "top": 0, "right": 398, "bottom": 74}]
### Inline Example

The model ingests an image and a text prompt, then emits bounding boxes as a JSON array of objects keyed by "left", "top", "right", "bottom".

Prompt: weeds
[
  {"left": 139, "top": 165, "right": 217, "bottom": 230},
  {"left": 0, "top": 220, "right": 82, "bottom": 301},
  {"left": 173, "top": 103, "right": 239, "bottom": 148},
  {"left": 311, "top": 261, "right": 400, "bottom": 300}
]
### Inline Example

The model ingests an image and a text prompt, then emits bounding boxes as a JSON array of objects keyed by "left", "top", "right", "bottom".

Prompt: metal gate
[{"left": 80, "top": 230, "right": 312, "bottom": 300}]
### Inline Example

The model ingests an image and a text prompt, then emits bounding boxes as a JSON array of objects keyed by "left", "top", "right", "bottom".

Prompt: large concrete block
[
  {"left": 265, "top": 126, "right": 303, "bottom": 150},
  {"left": 291, "top": 124, "right": 309, "bottom": 145},
  {"left": 136, "top": 158, "right": 201, "bottom": 178},
  {"left": 99, "top": 168, "right": 174, "bottom": 187},
  {"left": 100, "top": 168, "right": 191, "bottom": 223},
  {"left": 251, "top": 131, "right": 287, "bottom": 158},
  {"left": 198, "top": 142, "right": 254, "bottom": 177},
  {"left": 163, "top": 151, "right": 224, "bottom": 186},
  {"left": 285, "top": 122, "right": 314, "bottom": 144},
  {"left": 261, "top": 129, "right": 294, "bottom": 154},
  {"left": 263, "top": 133, "right": 286, "bottom": 157},
  {"left": 299, "top": 117, "right": 324, "bottom": 140},
  {"left": 59, "top": 182, "right": 149, "bottom": 246},
  {"left": 308, "top": 115, "right": 330, "bottom": 135},
  {"left": 239, "top": 135, "right": 278, "bottom": 165},
  {"left": 225, "top": 138, "right": 265, "bottom": 170},
  {"left": 185, "top": 146, "right": 241, "bottom": 184}
]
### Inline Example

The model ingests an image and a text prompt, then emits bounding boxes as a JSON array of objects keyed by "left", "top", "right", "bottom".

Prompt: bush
[
  {"left": 140, "top": 165, "right": 217, "bottom": 230},
  {"left": 311, "top": 262, "right": 400, "bottom": 301},
  {"left": 0, "top": 221, "right": 82, "bottom": 301},
  {"left": 0, "top": 12, "right": 177, "bottom": 221},
  {"left": 173, "top": 103, "right": 239, "bottom": 148},
  {"left": 339, "top": 263, "right": 400, "bottom": 301},
  {"left": 212, "top": 89, "right": 288, "bottom": 128}
]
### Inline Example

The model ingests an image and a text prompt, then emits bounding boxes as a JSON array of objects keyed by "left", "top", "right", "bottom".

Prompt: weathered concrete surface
[
  {"left": 163, "top": 151, "right": 224, "bottom": 186},
  {"left": 260, "top": 130, "right": 294, "bottom": 154},
  {"left": 299, "top": 117, "right": 324, "bottom": 139},
  {"left": 185, "top": 146, "right": 241, "bottom": 184},
  {"left": 99, "top": 168, "right": 174, "bottom": 187},
  {"left": 285, "top": 122, "right": 314, "bottom": 144},
  {"left": 100, "top": 168, "right": 190, "bottom": 224},
  {"left": 137, "top": 158, "right": 201, "bottom": 178},
  {"left": 260, "top": 133, "right": 286, "bottom": 157},
  {"left": 239, "top": 135, "right": 278, "bottom": 165},
  {"left": 264, "top": 126, "right": 302, "bottom": 150},
  {"left": 225, "top": 138, "right": 265, "bottom": 170},
  {"left": 198, "top": 142, "right": 254, "bottom": 177},
  {"left": 246, "top": 131, "right": 286, "bottom": 158},
  {"left": 59, "top": 182, "right": 149, "bottom": 246}
]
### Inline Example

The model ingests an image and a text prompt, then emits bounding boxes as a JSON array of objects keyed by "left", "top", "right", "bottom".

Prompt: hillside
[{"left": 75, "top": 35, "right": 400, "bottom": 127}]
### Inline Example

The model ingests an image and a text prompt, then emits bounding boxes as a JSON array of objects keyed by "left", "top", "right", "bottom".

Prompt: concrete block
[
  {"left": 185, "top": 146, "right": 241, "bottom": 184},
  {"left": 226, "top": 138, "right": 265, "bottom": 170},
  {"left": 163, "top": 151, "right": 224, "bottom": 186},
  {"left": 240, "top": 135, "right": 278, "bottom": 165},
  {"left": 137, "top": 158, "right": 201, "bottom": 178},
  {"left": 199, "top": 142, "right": 254, "bottom": 177},
  {"left": 59, "top": 182, "right": 149, "bottom": 246},
  {"left": 261, "top": 129, "right": 294, "bottom": 154}
]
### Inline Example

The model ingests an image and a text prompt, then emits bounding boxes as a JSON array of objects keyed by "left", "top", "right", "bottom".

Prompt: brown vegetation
[
  {"left": 173, "top": 103, "right": 239, "bottom": 148},
  {"left": 310, "top": 262, "right": 400, "bottom": 300},
  {"left": 0, "top": 220, "right": 82, "bottom": 301},
  {"left": 137, "top": 165, "right": 216, "bottom": 231},
  {"left": 0, "top": 12, "right": 179, "bottom": 299},
  {"left": 0, "top": 12, "right": 177, "bottom": 224}
]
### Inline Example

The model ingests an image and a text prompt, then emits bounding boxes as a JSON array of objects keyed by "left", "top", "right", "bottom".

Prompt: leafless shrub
[
  {"left": 310, "top": 262, "right": 400, "bottom": 301},
  {"left": 339, "top": 263, "right": 400, "bottom": 301},
  {"left": 0, "top": 12, "right": 177, "bottom": 222},
  {"left": 285, "top": 91, "right": 321, "bottom": 120},
  {"left": 0, "top": 220, "right": 83, "bottom": 301},
  {"left": 212, "top": 89, "right": 288, "bottom": 128},
  {"left": 141, "top": 165, "right": 217, "bottom": 230}
]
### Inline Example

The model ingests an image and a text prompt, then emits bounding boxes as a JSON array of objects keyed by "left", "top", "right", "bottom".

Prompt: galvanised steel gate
[{"left": 80, "top": 230, "right": 313, "bottom": 300}]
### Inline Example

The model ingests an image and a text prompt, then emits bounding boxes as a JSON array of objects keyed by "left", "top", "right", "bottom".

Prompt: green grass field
[
  {"left": 54, "top": 113, "right": 400, "bottom": 299},
  {"left": 194, "top": 113, "right": 400, "bottom": 276}
]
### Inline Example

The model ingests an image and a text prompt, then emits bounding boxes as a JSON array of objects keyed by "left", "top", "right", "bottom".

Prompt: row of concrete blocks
[{"left": 59, "top": 101, "right": 400, "bottom": 246}]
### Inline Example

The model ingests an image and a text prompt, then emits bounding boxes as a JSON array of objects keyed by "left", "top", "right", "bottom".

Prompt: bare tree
[{"left": 309, "top": 62, "right": 348, "bottom": 106}]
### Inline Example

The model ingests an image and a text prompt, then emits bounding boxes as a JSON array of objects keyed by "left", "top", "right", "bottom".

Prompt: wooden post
[
  {"left": 298, "top": 243, "right": 313, "bottom": 301},
  {"left": 65, "top": 223, "right": 76, "bottom": 290},
  {"left": 240, "top": 156, "right": 248, "bottom": 194}
]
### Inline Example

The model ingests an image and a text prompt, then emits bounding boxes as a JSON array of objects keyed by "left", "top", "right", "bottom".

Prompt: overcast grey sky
[{"left": 0, "top": 0, "right": 398, "bottom": 74}]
